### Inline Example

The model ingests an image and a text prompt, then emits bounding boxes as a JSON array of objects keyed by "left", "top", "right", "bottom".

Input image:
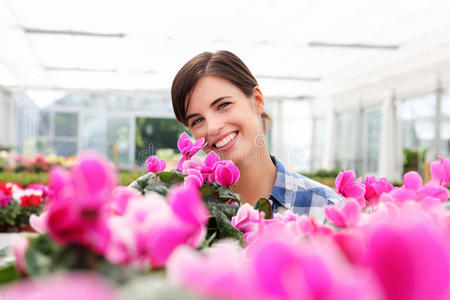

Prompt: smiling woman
[{"left": 171, "top": 50, "right": 344, "bottom": 222}]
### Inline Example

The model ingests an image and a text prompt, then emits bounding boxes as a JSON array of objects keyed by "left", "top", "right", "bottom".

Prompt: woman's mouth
[{"left": 213, "top": 131, "right": 239, "bottom": 151}]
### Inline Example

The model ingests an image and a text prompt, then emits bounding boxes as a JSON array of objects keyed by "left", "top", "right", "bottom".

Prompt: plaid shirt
[{"left": 269, "top": 156, "right": 345, "bottom": 223}]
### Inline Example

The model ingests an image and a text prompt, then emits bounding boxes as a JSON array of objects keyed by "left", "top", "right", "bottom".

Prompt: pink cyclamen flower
[
  {"left": 29, "top": 211, "right": 49, "bottom": 233},
  {"left": 109, "top": 186, "right": 141, "bottom": 216},
  {"left": 366, "top": 220, "right": 450, "bottom": 300},
  {"left": 203, "top": 151, "right": 220, "bottom": 183},
  {"left": 168, "top": 242, "right": 248, "bottom": 300},
  {"left": 0, "top": 190, "right": 11, "bottom": 207},
  {"left": 430, "top": 155, "right": 450, "bottom": 187},
  {"left": 214, "top": 160, "right": 240, "bottom": 187},
  {"left": 297, "top": 215, "right": 334, "bottom": 236},
  {"left": 145, "top": 155, "right": 166, "bottom": 173},
  {"left": 335, "top": 170, "right": 366, "bottom": 207},
  {"left": 184, "top": 168, "right": 204, "bottom": 189},
  {"left": 390, "top": 171, "right": 448, "bottom": 204},
  {"left": 167, "top": 184, "right": 209, "bottom": 238},
  {"left": 106, "top": 185, "right": 209, "bottom": 268},
  {"left": 231, "top": 203, "right": 260, "bottom": 233},
  {"left": 47, "top": 152, "right": 117, "bottom": 254},
  {"left": 182, "top": 156, "right": 204, "bottom": 174},
  {"left": 324, "top": 199, "right": 361, "bottom": 228},
  {"left": 364, "top": 176, "right": 393, "bottom": 206},
  {"left": 11, "top": 235, "right": 29, "bottom": 275},
  {"left": 176, "top": 132, "right": 206, "bottom": 171}
]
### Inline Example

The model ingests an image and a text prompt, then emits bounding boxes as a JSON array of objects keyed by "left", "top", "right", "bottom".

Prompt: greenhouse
[{"left": 0, "top": 1, "right": 449, "bottom": 299}]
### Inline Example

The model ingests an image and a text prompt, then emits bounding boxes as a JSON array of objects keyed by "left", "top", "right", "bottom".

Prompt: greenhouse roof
[{"left": 1, "top": 0, "right": 450, "bottom": 98}]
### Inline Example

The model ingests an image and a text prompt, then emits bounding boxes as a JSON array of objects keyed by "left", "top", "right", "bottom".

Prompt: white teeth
[{"left": 215, "top": 132, "right": 237, "bottom": 148}]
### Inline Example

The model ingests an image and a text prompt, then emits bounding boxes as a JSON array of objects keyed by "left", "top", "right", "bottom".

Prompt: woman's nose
[{"left": 206, "top": 118, "right": 224, "bottom": 137}]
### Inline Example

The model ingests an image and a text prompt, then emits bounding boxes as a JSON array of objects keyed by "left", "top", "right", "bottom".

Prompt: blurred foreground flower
[{"left": 0, "top": 272, "right": 117, "bottom": 300}]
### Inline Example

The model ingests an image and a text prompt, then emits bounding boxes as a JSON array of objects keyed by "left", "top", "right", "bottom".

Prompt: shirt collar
[{"left": 269, "top": 155, "right": 288, "bottom": 208}]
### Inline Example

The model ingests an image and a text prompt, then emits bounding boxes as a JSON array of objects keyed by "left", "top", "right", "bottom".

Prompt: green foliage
[
  {"left": 0, "top": 264, "right": 21, "bottom": 285},
  {"left": 254, "top": 198, "right": 273, "bottom": 219},
  {"left": 205, "top": 200, "right": 242, "bottom": 241},
  {"left": 0, "top": 170, "right": 143, "bottom": 187},
  {"left": 25, "top": 234, "right": 140, "bottom": 284},
  {"left": 0, "top": 171, "right": 49, "bottom": 187},
  {"left": 301, "top": 168, "right": 342, "bottom": 178},
  {"left": 403, "top": 148, "right": 425, "bottom": 173},
  {"left": 135, "top": 118, "right": 186, "bottom": 165},
  {"left": 128, "top": 172, "right": 158, "bottom": 194},
  {"left": 0, "top": 200, "right": 42, "bottom": 228},
  {"left": 0, "top": 201, "right": 21, "bottom": 226},
  {"left": 119, "top": 171, "right": 142, "bottom": 186}
]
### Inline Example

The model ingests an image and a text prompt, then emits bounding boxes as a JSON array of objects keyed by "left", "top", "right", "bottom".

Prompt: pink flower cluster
[
  {"left": 32, "top": 151, "right": 209, "bottom": 269},
  {"left": 182, "top": 151, "right": 239, "bottom": 188},
  {"left": 175, "top": 132, "right": 240, "bottom": 188},
  {"left": 106, "top": 184, "right": 208, "bottom": 268},
  {"left": 145, "top": 155, "right": 166, "bottom": 173},
  {"left": 177, "top": 132, "right": 206, "bottom": 171},
  {"left": 0, "top": 181, "right": 48, "bottom": 208},
  {"left": 169, "top": 160, "right": 450, "bottom": 300}
]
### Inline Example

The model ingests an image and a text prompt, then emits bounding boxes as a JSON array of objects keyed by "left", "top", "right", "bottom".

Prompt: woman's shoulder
[{"left": 270, "top": 155, "right": 344, "bottom": 206}]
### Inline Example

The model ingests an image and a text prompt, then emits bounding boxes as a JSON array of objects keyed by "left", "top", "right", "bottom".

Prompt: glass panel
[
  {"left": 282, "top": 101, "right": 312, "bottom": 171},
  {"left": 81, "top": 113, "right": 107, "bottom": 153},
  {"left": 365, "top": 109, "right": 381, "bottom": 173},
  {"left": 397, "top": 93, "right": 435, "bottom": 174},
  {"left": 35, "top": 137, "right": 53, "bottom": 155},
  {"left": 442, "top": 90, "right": 450, "bottom": 157},
  {"left": 54, "top": 140, "right": 78, "bottom": 157},
  {"left": 38, "top": 111, "right": 50, "bottom": 136},
  {"left": 55, "top": 112, "right": 78, "bottom": 137},
  {"left": 335, "top": 110, "right": 360, "bottom": 172},
  {"left": 398, "top": 94, "right": 434, "bottom": 148},
  {"left": 107, "top": 116, "right": 131, "bottom": 166},
  {"left": 135, "top": 117, "right": 185, "bottom": 165},
  {"left": 312, "top": 118, "right": 326, "bottom": 170}
]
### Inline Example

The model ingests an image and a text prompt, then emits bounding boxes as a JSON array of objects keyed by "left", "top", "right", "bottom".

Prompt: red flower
[
  {"left": 20, "top": 194, "right": 43, "bottom": 207},
  {"left": 0, "top": 182, "right": 22, "bottom": 195}
]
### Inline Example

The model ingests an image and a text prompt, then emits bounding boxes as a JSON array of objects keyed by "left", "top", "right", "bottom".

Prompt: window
[
  {"left": 107, "top": 116, "right": 131, "bottom": 166},
  {"left": 364, "top": 108, "right": 381, "bottom": 174},
  {"left": 335, "top": 110, "right": 361, "bottom": 173},
  {"left": 442, "top": 90, "right": 450, "bottom": 157},
  {"left": 54, "top": 112, "right": 78, "bottom": 156}
]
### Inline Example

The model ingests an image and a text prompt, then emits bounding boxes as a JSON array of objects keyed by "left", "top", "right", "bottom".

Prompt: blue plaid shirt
[{"left": 269, "top": 156, "right": 345, "bottom": 223}]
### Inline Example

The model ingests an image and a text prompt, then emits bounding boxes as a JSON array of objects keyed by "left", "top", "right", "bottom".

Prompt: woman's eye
[
  {"left": 191, "top": 118, "right": 204, "bottom": 127},
  {"left": 218, "top": 102, "right": 230, "bottom": 110}
]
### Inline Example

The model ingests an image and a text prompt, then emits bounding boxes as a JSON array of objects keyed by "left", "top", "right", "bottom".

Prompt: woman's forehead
[{"left": 186, "top": 76, "right": 238, "bottom": 112}]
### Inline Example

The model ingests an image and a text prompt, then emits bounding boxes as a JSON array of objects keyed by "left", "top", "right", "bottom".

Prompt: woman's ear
[{"left": 252, "top": 86, "right": 265, "bottom": 114}]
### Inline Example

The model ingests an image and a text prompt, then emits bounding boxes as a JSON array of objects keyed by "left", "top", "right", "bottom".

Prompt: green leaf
[
  {"left": 156, "top": 171, "right": 185, "bottom": 185},
  {"left": 128, "top": 173, "right": 157, "bottom": 193},
  {"left": 144, "top": 182, "right": 170, "bottom": 197},
  {"left": 200, "top": 184, "right": 216, "bottom": 197},
  {"left": 206, "top": 202, "right": 242, "bottom": 241},
  {"left": 217, "top": 186, "right": 241, "bottom": 204},
  {"left": 0, "top": 264, "right": 21, "bottom": 285},
  {"left": 25, "top": 234, "right": 62, "bottom": 276},
  {"left": 254, "top": 198, "right": 273, "bottom": 219}
]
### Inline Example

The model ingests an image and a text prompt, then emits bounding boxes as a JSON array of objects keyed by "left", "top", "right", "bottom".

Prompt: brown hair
[{"left": 171, "top": 50, "right": 272, "bottom": 133}]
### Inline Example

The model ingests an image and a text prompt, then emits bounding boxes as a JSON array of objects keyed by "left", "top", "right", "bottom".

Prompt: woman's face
[{"left": 185, "top": 75, "right": 265, "bottom": 166}]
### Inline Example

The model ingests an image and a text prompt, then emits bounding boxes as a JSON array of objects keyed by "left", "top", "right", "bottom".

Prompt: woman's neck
[{"left": 232, "top": 149, "right": 277, "bottom": 206}]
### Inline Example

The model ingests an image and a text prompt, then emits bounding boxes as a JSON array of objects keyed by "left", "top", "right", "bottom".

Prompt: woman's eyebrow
[
  {"left": 186, "top": 96, "right": 231, "bottom": 122},
  {"left": 209, "top": 96, "right": 231, "bottom": 108}
]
